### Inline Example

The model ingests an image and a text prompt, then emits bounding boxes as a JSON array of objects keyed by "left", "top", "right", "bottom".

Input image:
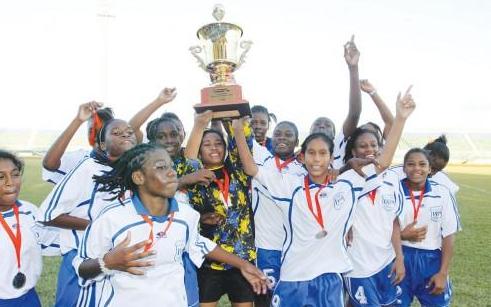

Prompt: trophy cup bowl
[{"left": 190, "top": 5, "right": 252, "bottom": 119}]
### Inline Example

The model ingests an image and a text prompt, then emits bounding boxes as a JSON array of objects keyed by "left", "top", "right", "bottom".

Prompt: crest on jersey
[
  {"left": 430, "top": 206, "right": 443, "bottom": 222},
  {"left": 382, "top": 194, "right": 396, "bottom": 211},
  {"left": 333, "top": 192, "right": 346, "bottom": 210}
]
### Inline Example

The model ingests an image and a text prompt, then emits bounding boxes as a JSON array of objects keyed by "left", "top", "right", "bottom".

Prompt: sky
[{"left": 0, "top": 0, "right": 490, "bottom": 137}]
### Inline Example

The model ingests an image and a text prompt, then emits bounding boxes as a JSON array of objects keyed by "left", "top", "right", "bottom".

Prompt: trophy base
[{"left": 194, "top": 101, "right": 251, "bottom": 119}]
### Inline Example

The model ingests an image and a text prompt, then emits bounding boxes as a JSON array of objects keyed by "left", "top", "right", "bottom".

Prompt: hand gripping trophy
[{"left": 190, "top": 4, "right": 253, "bottom": 118}]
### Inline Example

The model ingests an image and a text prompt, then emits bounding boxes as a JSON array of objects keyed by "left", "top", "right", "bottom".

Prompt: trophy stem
[{"left": 213, "top": 63, "right": 234, "bottom": 84}]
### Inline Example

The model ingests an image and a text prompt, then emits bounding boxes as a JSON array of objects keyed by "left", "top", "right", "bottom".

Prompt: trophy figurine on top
[{"left": 189, "top": 4, "right": 252, "bottom": 119}]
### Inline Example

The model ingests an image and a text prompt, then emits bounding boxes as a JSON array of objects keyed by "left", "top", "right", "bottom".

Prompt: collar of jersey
[
  {"left": 401, "top": 178, "right": 432, "bottom": 197},
  {"left": 0, "top": 200, "right": 23, "bottom": 218},
  {"left": 131, "top": 193, "right": 179, "bottom": 222},
  {"left": 305, "top": 175, "right": 331, "bottom": 188}
]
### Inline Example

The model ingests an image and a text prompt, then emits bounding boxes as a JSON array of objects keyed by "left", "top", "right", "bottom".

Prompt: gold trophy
[{"left": 190, "top": 4, "right": 252, "bottom": 118}]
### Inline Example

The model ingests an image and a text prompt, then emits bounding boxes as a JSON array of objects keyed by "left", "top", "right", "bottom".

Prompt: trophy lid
[{"left": 196, "top": 4, "right": 243, "bottom": 40}]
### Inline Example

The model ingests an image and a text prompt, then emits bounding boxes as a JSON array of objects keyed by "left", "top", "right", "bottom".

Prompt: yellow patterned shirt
[{"left": 187, "top": 121, "right": 256, "bottom": 270}]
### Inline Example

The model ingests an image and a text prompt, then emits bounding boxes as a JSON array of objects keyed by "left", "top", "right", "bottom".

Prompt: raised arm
[
  {"left": 360, "top": 79, "right": 394, "bottom": 140},
  {"left": 43, "top": 101, "right": 101, "bottom": 170},
  {"left": 343, "top": 35, "right": 362, "bottom": 138},
  {"left": 376, "top": 86, "right": 416, "bottom": 172},
  {"left": 184, "top": 111, "right": 213, "bottom": 159},
  {"left": 222, "top": 119, "right": 254, "bottom": 170},
  {"left": 232, "top": 118, "right": 258, "bottom": 177},
  {"left": 128, "top": 87, "right": 177, "bottom": 143}
]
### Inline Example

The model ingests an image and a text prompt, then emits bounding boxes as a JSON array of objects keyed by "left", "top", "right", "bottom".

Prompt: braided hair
[
  {"left": 93, "top": 143, "right": 161, "bottom": 201},
  {"left": 344, "top": 128, "right": 382, "bottom": 163}
]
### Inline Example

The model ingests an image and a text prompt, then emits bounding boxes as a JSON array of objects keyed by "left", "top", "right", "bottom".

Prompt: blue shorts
[
  {"left": 396, "top": 246, "right": 452, "bottom": 307},
  {"left": 183, "top": 252, "right": 199, "bottom": 307},
  {"left": 256, "top": 248, "right": 281, "bottom": 289},
  {"left": 0, "top": 288, "right": 41, "bottom": 307},
  {"left": 56, "top": 250, "right": 82, "bottom": 307},
  {"left": 344, "top": 261, "right": 401, "bottom": 306},
  {"left": 271, "top": 273, "right": 344, "bottom": 307}
]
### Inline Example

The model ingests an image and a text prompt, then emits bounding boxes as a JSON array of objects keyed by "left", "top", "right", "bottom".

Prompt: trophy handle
[
  {"left": 236, "top": 40, "right": 253, "bottom": 69},
  {"left": 189, "top": 45, "right": 207, "bottom": 71}
]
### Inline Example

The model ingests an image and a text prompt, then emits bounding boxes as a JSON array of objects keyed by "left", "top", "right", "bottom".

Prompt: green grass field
[{"left": 18, "top": 158, "right": 491, "bottom": 306}]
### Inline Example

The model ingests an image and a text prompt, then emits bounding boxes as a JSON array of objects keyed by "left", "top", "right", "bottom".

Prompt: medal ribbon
[
  {"left": 368, "top": 189, "right": 377, "bottom": 205},
  {"left": 304, "top": 176, "right": 329, "bottom": 231},
  {"left": 405, "top": 181, "right": 426, "bottom": 221},
  {"left": 274, "top": 156, "right": 295, "bottom": 172},
  {"left": 214, "top": 169, "right": 230, "bottom": 206},
  {"left": 141, "top": 212, "right": 175, "bottom": 252},
  {"left": 0, "top": 203, "right": 22, "bottom": 270}
]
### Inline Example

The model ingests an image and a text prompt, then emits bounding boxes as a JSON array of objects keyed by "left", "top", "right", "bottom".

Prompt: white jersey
[
  {"left": 389, "top": 165, "right": 459, "bottom": 195},
  {"left": 399, "top": 179, "right": 462, "bottom": 250},
  {"left": 42, "top": 149, "right": 90, "bottom": 185},
  {"left": 252, "top": 141, "right": 307, "bottom": 251},
  {"left": 75, "top": 196, "right": 216, "bottom": 307},
  {"left": 331, "top": 131, "right": 347, "bottom": 170},
  {"left": 254, "top": 165, "right": 379, "bottom": 281},
  {"left": 0, "top": 201, "right": 42, "bottom": 299},
  {"left": 346, "top": 169, "right": 404, "bottom": 278},
  {"left": 37, "top": 156, "right": 116, "bottom": 254}
]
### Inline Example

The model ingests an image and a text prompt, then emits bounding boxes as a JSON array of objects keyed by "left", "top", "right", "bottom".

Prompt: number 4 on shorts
[{"left": 355, "top": 286, "right": 368, "bottom": 304}]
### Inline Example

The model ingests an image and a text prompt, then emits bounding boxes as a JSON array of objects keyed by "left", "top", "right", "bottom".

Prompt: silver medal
[{"left": 315, "top": 229, "right": 328, "bottom": 239}]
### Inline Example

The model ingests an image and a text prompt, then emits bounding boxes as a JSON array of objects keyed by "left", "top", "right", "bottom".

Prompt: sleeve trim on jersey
[
  {"left": 44, "top": 157, "right": 90, "bottom": 221},
  {"left": 194, "top": 240, "right": 211, "bottom": 256},
  {"left": 53, "top": 169, "right": 67, "bottom": 175}
]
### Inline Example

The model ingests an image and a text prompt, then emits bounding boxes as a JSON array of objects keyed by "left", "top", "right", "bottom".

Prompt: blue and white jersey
[
  {"left": 331, "top": 131, "right": 347, "bottom": 170},
  {"left": 346, "top": 169, "right": 404, "bottom": 278},
  {"left": 389, "top": 165, "right": 459, "bottom": 196},
  {"left": 0, "top": 201, "right": 42, "bottom": 299},
  {"left": 252, "top": 141, "right": 307, "bottom": 251},
  {"left": 254, "top": 165, "right": 379, "bottom": 282},
  {"left": 37, "top": 156, "right": 115, "bottom": 255},
  {"left": 399, "top": 179, "right": 462, "bottom": 250},
  {"left": 431, "top": 171, "right": 459, "bottom": 195},
  {"left": 42, "top": 149, "right": 90, "bottom": 185},
  {"left": 76, "top": 196, "right": 216, "bottom": 307}
]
